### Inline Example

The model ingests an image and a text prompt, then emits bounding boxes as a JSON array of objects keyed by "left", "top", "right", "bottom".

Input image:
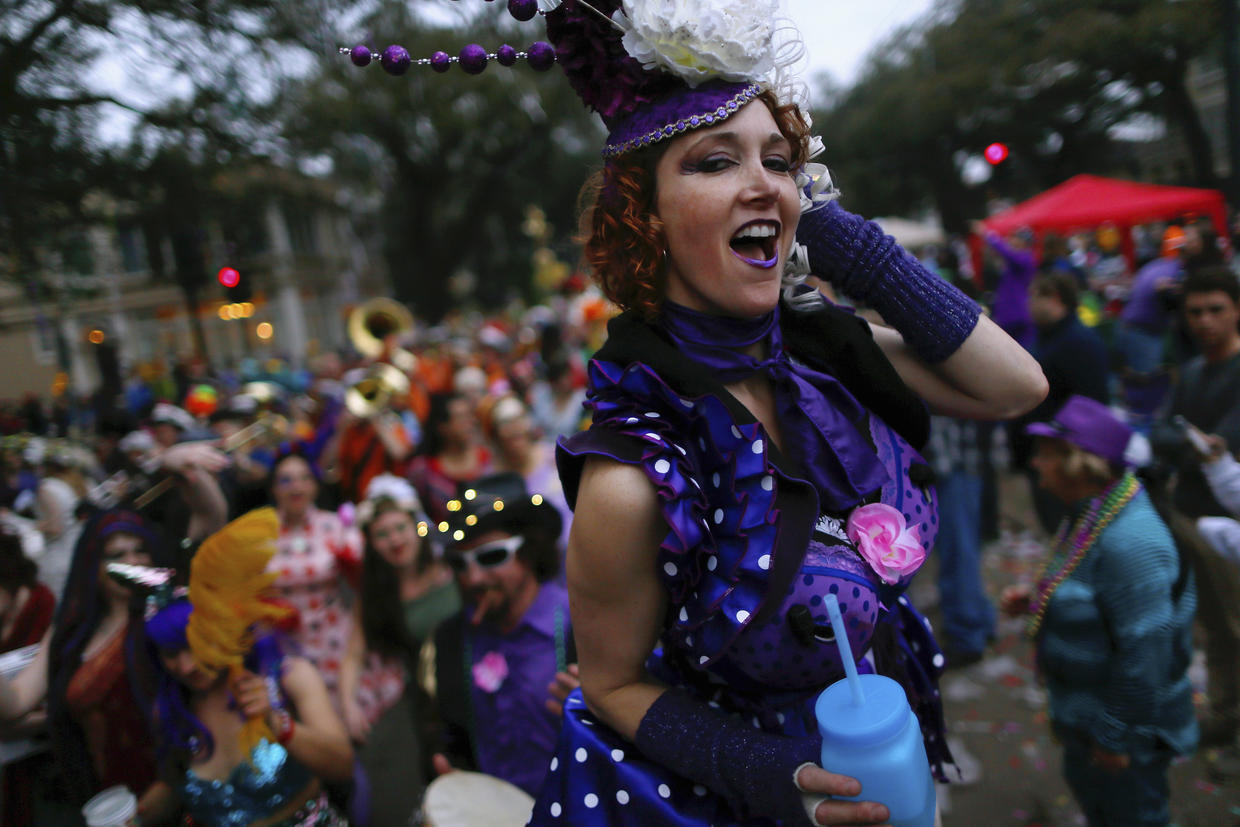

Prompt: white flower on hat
[
  {"left": 615, "top": 0, "right": 778, "bottom": 86},
  {"left": 364, "top": 473, "right": 420, "bottom": 510},
  {"left": 356, "top": 473, "right": 424, "bottom": 526}
]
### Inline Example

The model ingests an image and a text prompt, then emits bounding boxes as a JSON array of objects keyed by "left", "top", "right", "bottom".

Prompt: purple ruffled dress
[{"left": 529, "top": 307, "right": 950, "bottom": 826}]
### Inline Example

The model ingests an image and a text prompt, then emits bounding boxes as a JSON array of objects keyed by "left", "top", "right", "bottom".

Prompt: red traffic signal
[
  {"left": 984, "top": 143, "right": 1009, "bottom": 165},
  {"left": 217, "top": 267, "right": 241, "bottom": 288}
]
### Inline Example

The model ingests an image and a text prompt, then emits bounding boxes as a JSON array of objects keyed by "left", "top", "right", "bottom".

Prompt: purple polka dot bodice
[
  {"left": 573, "top": 356, "right": 937, "bottom": 694},
  {"left": 727, "top": 539, "right": 882, "bottom": 688},
  {"left": 704, "top": 413, "right": 936, "bottom": 691},
  {"left": 541, "top": 336, "right": 954, "bottom": 826}
]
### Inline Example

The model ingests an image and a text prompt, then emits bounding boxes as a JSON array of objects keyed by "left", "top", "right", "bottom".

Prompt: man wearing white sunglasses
[{"left": 428, "top": 472, "right": 577, "bottom": 798}]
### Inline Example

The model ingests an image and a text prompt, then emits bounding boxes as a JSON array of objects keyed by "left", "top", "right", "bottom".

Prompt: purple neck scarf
[{"left": 659, "top": 301, "right": 889, "bottom": 512}]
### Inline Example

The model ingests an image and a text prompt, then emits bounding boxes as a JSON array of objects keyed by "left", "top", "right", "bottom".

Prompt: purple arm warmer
[
  {"left": 796, "top": 201, "right": 982, "bottom": 363},
  {"left": 635, "top": 687, "right": 820, "bottom": 825}
]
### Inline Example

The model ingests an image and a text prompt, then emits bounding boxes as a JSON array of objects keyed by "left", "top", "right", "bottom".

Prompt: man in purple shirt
[
  {"left": 975, "top": 222, "right": 1038, "bottom": 350},
  {"left": 430, "top": 472, "right": 576, "bottom": 797},
  {"left": 1118, "top": 224, "right": 1202, "bottom": 373}
]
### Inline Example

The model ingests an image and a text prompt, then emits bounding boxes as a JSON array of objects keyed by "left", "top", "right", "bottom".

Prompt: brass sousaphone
[
  {"left": 348, "top": 298, "right": 417, "bottom": 373},
  {"left": 345, "top": 362, "right": 411, "bottom": 418},
  {"left": 346, "top": 298, "right": 416, "bottom": 418}
]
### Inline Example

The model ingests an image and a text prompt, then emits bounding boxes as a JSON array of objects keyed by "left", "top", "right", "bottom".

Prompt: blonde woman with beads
[{"left": 1002, "top": 395, "right": 1197, "bottom": 827}]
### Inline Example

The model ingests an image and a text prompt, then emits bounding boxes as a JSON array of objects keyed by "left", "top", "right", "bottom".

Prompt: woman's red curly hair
[{"left": 578, "top": 90, "right": 812, "bottom": 320}]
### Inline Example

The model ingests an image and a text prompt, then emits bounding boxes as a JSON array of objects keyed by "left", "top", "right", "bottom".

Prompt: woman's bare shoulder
[
  {"left": 576, "top": 455, "right": 661, "bottom": 518},
  {"left": 279, "top": 655, "right": 319, "bottom": 685}
]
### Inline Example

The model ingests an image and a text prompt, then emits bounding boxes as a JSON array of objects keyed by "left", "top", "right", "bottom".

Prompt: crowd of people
[
  {"left": 0, "top": 303, "right": 598, "bottom": 824},
  {"left": 0, "top": 191, "right": 1232, "bottom": 827},
  {"left": 3, "top": 0, "right": 1240, "bottom": 825}
]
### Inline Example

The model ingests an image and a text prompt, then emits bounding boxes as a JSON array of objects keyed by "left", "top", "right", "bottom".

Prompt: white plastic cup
[{"left": 81, "top": 785, "right": 137, "bottom": 827}]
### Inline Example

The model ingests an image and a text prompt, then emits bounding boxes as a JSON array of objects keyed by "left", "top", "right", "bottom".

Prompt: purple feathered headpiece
[
  {"left": 544, "top": 0, "right": 677, "bottom": 126},
  {"left": 545, "top": 0, "right": 795, "bottom": 157}
]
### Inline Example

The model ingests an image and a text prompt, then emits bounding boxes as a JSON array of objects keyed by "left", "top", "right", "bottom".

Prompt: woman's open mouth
[{"left": 729, "top": 221, "right": 780, "bottom": 269}]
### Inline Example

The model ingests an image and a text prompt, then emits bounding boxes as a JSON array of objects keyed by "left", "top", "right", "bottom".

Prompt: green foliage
[
  {"left": 813, "top": 0, "right": 1223, "bottom": 230},
  {"left": 279, "top": 7, "right": 602, "bottom": 320},
  {"left": 3, "top": 0, "right": 605, "bottom": 324},
  {"left": 0, "top": 0, "right": 315, "bottom": 286}
]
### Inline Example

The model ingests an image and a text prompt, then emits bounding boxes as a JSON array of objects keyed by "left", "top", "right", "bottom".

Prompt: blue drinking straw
[{"left": 825, "top": 593, "right": 866, "bottom": 706}]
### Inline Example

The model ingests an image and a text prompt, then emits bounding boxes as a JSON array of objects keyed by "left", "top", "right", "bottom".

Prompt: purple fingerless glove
[
  {"left": 796, "top": 201, "right": 981, "bottom": 363},
  {"left": 635, "top": 688, "right": 820, "bottom": 826}
]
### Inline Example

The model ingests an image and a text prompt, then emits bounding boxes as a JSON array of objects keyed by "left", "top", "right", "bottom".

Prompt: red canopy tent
[{"left": 979, "top": 174, "right": 1229, "bottom": 267}]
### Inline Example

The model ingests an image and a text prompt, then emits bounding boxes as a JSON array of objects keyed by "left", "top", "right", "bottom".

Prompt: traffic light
[{"left": 218, "top": 267, "right": 251, "bottom": 302}]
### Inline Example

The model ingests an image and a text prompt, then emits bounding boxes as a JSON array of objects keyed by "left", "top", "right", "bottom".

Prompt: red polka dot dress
[{"left": 269, "top": 508, "right": 404, "bottom": 723}]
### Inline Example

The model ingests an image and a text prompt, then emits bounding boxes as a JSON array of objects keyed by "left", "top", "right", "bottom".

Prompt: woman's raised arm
[
  {"left": 796, "top": 201, "right": 1047, "bottom": 421},
  {"left": 0, "top": 626, "right": 52, "bottom": 720},
  {"left": 276, "top": 657, "right": 355, "bottom": 783},
  {"left": 871, "top": 317, "right": 1047, "bottom": 420}
]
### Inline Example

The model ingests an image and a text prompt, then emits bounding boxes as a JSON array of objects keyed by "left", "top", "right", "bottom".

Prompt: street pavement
[{"left": 911, "top": 471, "right": 1240, "bottom": 826}]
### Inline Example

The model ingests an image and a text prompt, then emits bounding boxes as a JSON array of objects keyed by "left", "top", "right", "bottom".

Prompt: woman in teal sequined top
[
  {"left": 136, "top": 599, "right": 355, "bottom": 826},
  {"left": 1003, "top": 396, "right": 1197, "bottom": 827}
]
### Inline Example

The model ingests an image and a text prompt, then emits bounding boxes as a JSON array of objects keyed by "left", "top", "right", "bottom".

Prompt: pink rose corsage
[
  {"left": 845, "top": 503, "right": 926, "bottom": 585},
  {"left": 337, "top": 502, "right": 357, "bottom": 528},
  {"left": 472, "top": 651, "right": 509, "bottom": 693}
]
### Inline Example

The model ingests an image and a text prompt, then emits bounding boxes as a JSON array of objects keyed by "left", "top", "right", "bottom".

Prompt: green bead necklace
[{"left": 1026, "top": 472, "right": 1140, "bottom": 638}]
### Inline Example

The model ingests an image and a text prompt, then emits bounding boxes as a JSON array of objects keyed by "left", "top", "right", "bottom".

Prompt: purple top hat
[
  {"left": 1026, "top": 395, "right": 1133, "bottom": 466},
  {"left": 544, "top": 0, "right": 787, "bottom": 158}
]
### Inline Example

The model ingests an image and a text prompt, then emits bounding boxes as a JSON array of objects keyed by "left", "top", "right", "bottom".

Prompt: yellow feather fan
[{"left": 186, "top": 507, "right": 292, "bottom": 754}]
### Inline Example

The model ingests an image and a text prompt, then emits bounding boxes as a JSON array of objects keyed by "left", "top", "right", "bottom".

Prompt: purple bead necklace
[
  {"left": 342, "top": 0, "right": 558, "bottom": 76},
  {"left": 1025, "top": 472, "right": 1140, "bottom": 638}
]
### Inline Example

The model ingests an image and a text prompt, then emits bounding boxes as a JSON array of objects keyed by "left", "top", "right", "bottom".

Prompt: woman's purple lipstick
[{"left": 731, "top": 249, "right": 780, "bottom": 269}]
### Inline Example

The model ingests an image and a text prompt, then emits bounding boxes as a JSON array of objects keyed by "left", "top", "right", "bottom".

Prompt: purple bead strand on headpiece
[
  {"left": 508, "top": 0, "right": 539, "bottom": 21},
  {"left": 342, "top": 42, "right": 557, "bottom": 76}
]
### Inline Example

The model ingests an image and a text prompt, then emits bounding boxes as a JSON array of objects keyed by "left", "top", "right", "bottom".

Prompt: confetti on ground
[
  {"left": 943, "top": 676, "right": 984, "bottom": 701},
  {"left": 951, "top": 719, "right": 993, "bottom": 733},
  {"left": 1194, "top": 779, "right": 1217, "bottom": 793},
  {"left": 1009, "top": 756, "right": 1022, "bottom": 769},
  {"left": 977, "top": 654, "right": 1022, "bottom": 680},
  {"left": 1012, "top": 809, "right": 1028, "bottom": 820}
]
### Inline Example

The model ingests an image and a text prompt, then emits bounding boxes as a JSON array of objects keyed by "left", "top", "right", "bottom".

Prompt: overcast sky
[
  {"left": 783, "top": 0, "right": 936, "bottom": 86},
  {"left": 92, "top": 1, "right": 939, "bottom": 146}
]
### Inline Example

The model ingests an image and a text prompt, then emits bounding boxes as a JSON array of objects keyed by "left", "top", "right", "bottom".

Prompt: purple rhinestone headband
[{"left": 600, "top": 81, "right": 761, "bottom": 159}]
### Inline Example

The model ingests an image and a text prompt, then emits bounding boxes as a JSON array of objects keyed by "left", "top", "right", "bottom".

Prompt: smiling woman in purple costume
[{"left": 520, "top": 2, "right": 1047, "bottom": 826}]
